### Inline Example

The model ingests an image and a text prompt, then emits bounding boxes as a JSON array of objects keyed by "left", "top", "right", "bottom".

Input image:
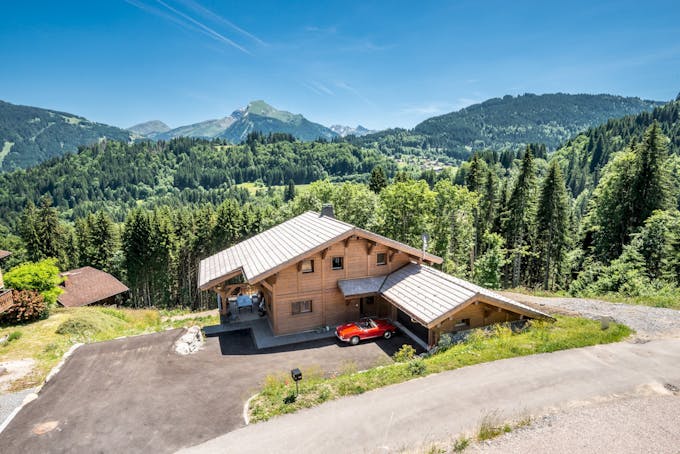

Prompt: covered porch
[{"left": 337, "top": 276, "right": 393, "bottom": 319}]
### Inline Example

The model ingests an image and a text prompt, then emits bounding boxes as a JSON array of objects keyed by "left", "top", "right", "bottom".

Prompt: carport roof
[
  {"left": 338, "top": 276, "right": 387, "bottom": 297},
  {"left": 380, "top": 263, "right": 552, "bottom": 326}
]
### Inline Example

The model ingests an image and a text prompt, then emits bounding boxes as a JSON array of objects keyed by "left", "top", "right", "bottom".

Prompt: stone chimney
[{"left": 320, "top": 204, "right": 335, "bottom": 218}]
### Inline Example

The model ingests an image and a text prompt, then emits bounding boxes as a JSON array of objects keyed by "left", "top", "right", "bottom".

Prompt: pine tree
[
  {"left": 90, "top": 211, "right": 117, "bottom": 272},
  {"left": 284, "top": 179, "right": 296, "bottom": 202},
  {"left": 630, "top": 122, "right": 670, "bottom": 228},
  {"left": 369, "top": 166, "right": 388, "bottom": 193},
  {"left": 123, "top": 209, "right": 153, "bottom": 306},
  {"left": 479, "top": 169, "right": 497, "bottom": 254},
  {"left": 536, "top": 161, "right": 570, "bottom": 290},
  {"left": 505, "top": 147, "right": 537, "bottom": 287},
  {"left": 465, "top": 153, "right": 485, "bottom": 193},
  {"left": 586, "top": 123, "right": 671, "bottom": 262},
  {"left": 19, "top": 202, "right": 42, "bottom": 262}
]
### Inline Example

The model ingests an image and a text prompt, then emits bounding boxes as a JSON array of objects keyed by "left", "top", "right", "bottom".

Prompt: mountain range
[
  {"left": 0, "top": 94, "right": 668, "bottom": 171},
  {"left": 128, "top": 100, "right": 339, "bottom": 143}
]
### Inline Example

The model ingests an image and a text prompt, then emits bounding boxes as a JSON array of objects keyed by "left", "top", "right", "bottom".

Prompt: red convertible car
[{"left": 335, "top": 318, "right": 398, "bottom": 345}]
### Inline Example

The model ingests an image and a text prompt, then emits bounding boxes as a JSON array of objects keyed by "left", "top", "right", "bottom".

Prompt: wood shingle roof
[{"left": 57, "top": 267, "right": 129, "bottom": 307}]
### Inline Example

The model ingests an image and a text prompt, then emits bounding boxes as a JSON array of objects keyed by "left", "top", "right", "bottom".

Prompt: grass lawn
[
  {"left": 0, "top": 306, "right": 218, "bottom": 392},
  {"left": 507, "top": 287, "right": 680, "bottom": 310},
  {"left": 237, "top": 181, "right": 311, "bottom": 196},
  {"left": 248, "top": 316, "right": 632, "bottom": 423}
]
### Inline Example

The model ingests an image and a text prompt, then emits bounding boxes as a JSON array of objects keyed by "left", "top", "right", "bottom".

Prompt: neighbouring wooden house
[
  {"left": 198, "top": 206, "right": 551, "bottom": 348},
  {"left": 0, "top": 250, "right": 13, "bottom": 312},
  {"left": 57, "top": 266, "right": 129, "bottom": 307}
]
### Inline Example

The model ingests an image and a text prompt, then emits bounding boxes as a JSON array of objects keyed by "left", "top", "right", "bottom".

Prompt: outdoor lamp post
[{"left": 291, "top": 368, "right": 302, "bottom": 396}]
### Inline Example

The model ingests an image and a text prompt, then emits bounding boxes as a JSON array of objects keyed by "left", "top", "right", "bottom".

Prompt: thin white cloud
[
  {"left": 340, "top": 40, "right": 393, "bottom": 53},
  {"left": 310, "top": 81, "right": 334, "bottom": 96},
  {"left": 399, "top": 98, "right": 480, "bottom": 117},
  {"left": 334, "top": 81, "right": 375, "bottom": 106},
  {"left": 155, "top": 0, "right": 250, "bottom": 54},
  {"left": 304, "top": 25, "right": 337, "bottom": 34},
  {"left": 125, "top": 0, "right": 202, "bottom": 34},
  {"left": 176, "top": 0, "right": 267, "bottom": 46},
  {"left": 126, "top": 0, "right": 250, "bottom": 54},
  {"left": 399, "top": 103, "right": 449, "bottom": 116}
]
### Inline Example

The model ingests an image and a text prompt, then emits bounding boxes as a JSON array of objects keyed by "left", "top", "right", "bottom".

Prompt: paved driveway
[
  {"left": 181, "top": 338, "right": 680, "bottom": 454},
  {"left": 0, "top": 328, "right": 416, "bottom": 453}
]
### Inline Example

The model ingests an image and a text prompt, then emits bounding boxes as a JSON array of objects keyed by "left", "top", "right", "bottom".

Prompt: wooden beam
[
  {"left": 366, "top": 241, "right": 376, "bottom": 255},
  {"left": 297, "top": 261, "right": 303, "bottom": 272},
  {"left": 344, "top": 237, "right": 352, "bottom": 248},
  {"left": 388, "top": 249, "right": 398, "bottom": 262},
  {"left": 321, "top": 248, "right": 329, "bottom": 260}
]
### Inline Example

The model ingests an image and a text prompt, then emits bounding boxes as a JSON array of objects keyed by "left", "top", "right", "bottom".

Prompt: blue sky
[{"left": 1, "top": 0, "right": 679, "bottom": 130}]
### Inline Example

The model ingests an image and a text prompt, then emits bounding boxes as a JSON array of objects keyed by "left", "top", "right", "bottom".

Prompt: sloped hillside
[{"left": 0, "top": 100, "right": 132, "bottom": 171}]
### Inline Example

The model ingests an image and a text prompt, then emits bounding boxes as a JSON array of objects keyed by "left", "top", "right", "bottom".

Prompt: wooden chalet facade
[{"left": 199, "top": 207, "right": 551, "bottom": 347}]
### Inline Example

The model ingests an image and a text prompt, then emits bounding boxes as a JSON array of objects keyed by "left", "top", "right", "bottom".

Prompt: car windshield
[{"left": 356, "top": 319, "right": 375, "bottom": 329}]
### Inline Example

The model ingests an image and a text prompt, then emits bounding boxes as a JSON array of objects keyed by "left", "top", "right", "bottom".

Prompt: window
[
  {"left": 455, "top": 318, "right": 471, "bottom": 328},
  {"left": 301, "top": 259, "right": 314, "bottom": 273},
  {"left": 376, "top": 253, "right": 387, "bottom": 266},
  {"left": 292, "top": 300, "right": 312, "bottom": 315},
  {"left": 331, "top": 256, "right": 344, "bottom": 270}
]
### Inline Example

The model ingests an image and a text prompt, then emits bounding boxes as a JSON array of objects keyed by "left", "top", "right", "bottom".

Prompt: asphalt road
[
  {"left": 180, "top": 338, "right": 680, "bottom": 454},
  {"left": 0, "top": 328, "right": 415, "bottom": 453},
  {"left": 471, "top": 394, "right": 680, "bottom": 453}
]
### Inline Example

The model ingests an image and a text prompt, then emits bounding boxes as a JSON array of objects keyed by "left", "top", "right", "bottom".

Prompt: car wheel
[
  {"left": 350, "top": 336, "right": 360, "bottom": 345},
  {"left": 383, "top": 331, "right": 392, "bottom": 339}
]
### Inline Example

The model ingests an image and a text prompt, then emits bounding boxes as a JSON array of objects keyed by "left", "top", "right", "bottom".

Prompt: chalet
[
  {"left": 198, "top": 206, "right": 551, "bottom": 348},
  {"left": 0, "top": 250, "right": 12, "bottom": 312},
  {"left": 57, "top": 266, "right": 129, "bottom": 307}
]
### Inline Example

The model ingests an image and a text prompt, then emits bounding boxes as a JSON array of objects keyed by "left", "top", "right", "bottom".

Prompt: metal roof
[
  {"left": 338, "top": 276, "right": 387, "bottom": 298},
  {"left": 199, "top": 212, "right": 354, "bottom": 289},
  {"left": 380, "top": 263, "right": 551, "bottom": 326},
  {"left": 199, "top": 211, "right": 442, "bottom": 290}
]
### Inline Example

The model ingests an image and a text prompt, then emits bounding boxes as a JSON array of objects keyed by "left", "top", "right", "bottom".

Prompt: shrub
[
  {"left": 407, "top": 358, "right": 427, "bottom": 376},
  {"left": 393, "top": 344, "right": 416, "bottom": 362},
  {"left": 0, "top": 290, "right": 49, "bottom": 324},
  {"left": 437, "top": 333, "right": 454, "bottom": 350},
  {"left": 4, "top": 259, "right": 63, "bottom": 305},
  {"left": 452, "top": 436, "right": 470, "bottom": 452},
  {"left": 56, "top": 316, "right": 100, "bottom": 337},
  {"left": 7, "top": 330, "right": 22, "bottom": 342},
  {"left": 477, "top": 412, "right": 511, "bottom": 441},
  {"left": 55, "top": 309, "right": 127, "bottom": 338}
]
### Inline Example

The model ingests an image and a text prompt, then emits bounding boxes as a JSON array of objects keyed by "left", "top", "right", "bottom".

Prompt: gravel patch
[
  {"left": 471, "top": 395, "right": 680, "bottom": 453},
  {"left": 502, "top": 292, "right": 680, "bottom": 339},
  {"left": 0, "top": 388, "right": 37, "bottom": 428}
]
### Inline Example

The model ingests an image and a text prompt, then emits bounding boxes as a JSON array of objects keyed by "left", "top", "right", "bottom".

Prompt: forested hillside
[
  {"left": 1, "top": 98, "right": 679, "bottom": 312},
  {"left": 0, "top": 133, "right": 395, "bottom": 226},
  {"left": 553, "top": 97, "right": 680, "bottom": 197},
  {"left": 0, "top": 100, "right": 132, "bottom": 171},
  {"left": 352, "top": 94, "right": 663, "bottom": 160}
]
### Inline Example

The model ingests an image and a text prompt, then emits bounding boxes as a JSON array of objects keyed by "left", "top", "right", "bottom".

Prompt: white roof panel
[
  {"left": 199, "top": 211, "right": 354, "bottom": 288},
  {"left": 380, "top": 263, "right": 551, "bottom": 325}
]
